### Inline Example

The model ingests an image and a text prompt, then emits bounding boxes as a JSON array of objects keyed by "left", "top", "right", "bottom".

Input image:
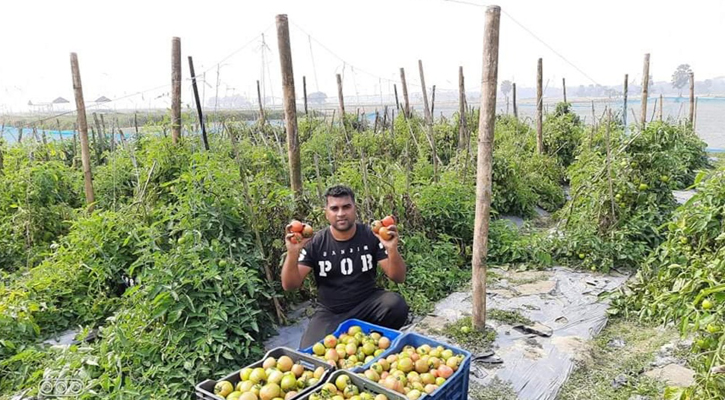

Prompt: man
[{"left": 281, "top": 185, "right": 409, "bottom": 348}]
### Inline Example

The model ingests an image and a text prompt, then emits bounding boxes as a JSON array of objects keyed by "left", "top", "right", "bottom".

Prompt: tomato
[
  {"left": 638, "top": 183, "right": 648, "bottom": 191},
  {"left": 381, "top": 215, "right": 396, "bottom": 227},
  {"left": 290, "top": 233, "right": 303, "bottom": 244},
  {"left": 302, "top": 224, "right": 314, "bottom": 238},
  {"left": 371, "top": 220, "right": 383, "bottom": 234},
  {"left": 290, "top": 220, "right": 304, "bottom": 233},
  {"left": 702, "top": 299, "right": 713, "bottom": 310},
  {"left": 379, "top": 227, "right": 393, "bottom": 241}
]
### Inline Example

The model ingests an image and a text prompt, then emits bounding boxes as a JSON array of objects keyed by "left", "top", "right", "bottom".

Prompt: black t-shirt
[{"left": 298, "top": 222, "right": 388, "bottom": 314}]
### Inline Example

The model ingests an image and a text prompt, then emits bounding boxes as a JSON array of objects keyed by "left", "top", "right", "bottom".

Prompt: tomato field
[{"left": 0, "top": 95, "right": 721, "bottom": 399}]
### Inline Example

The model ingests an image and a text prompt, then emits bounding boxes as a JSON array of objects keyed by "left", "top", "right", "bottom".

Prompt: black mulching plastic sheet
[{"left": 409, "top": 267, "right": 628, "bottom": 400}]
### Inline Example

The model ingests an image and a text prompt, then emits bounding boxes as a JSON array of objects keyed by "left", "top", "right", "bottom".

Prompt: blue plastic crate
[
  {"left": 299, "top": 319, "right": 403, "bottom": 369},
  {"left": 362, "top": 332, "right": 472, "bottom": 400}
]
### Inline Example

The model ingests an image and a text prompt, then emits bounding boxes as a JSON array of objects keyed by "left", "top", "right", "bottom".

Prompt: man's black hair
[{"left": 324, "top": 185, "right": 355, "bottom": 205}]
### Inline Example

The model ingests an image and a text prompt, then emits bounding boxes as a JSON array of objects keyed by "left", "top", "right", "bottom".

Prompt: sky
[{"left": 1, "top": 0, "right": 724, "bottom": 113}]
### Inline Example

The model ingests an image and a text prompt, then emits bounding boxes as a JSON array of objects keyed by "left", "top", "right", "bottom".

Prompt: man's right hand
[{"left": 284, "top": 224, "right": 312, "bottom": 252}]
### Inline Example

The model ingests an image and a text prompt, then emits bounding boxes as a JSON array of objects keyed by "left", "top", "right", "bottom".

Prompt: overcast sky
[{"left": 1, "top": 0, "right": 724, "bottom": 112}]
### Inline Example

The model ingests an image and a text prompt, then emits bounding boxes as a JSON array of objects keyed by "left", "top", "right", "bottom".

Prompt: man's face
[{"left": 325, "top": 195, "right": 356, "bottom": 232}]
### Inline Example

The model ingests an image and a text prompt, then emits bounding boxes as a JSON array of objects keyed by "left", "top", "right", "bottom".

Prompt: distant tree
[
  {"left": 500, "top": 80, "right": 512, "bottom": 97},
  {"left": 671, "top": 64, "right": 692, "bottom": 96}
]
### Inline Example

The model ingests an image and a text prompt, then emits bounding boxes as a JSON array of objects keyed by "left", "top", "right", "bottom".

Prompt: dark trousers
[{"left": 299, "top": 290, "right": 409, "bottom": 349}]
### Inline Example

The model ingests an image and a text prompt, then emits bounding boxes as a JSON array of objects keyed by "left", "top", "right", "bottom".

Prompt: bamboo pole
[
  {"left": 512, "top": 82, "right": 517, "bottom": 118},
  {"left": 693, "top": 97, "right": 698, "bottom": 131},
  {"left": 393, "top": 84, "right": 400, "bottom": 111},
  {"left": 606, "top": 109, "right": 615, "bottom": 221},
  {"left": 562, "top": 77, "right": 567, "bottom": 103},
  {"left": 536, "top": 58, "right": 543, "bottom": 154},
  {"left": 171, "top": 37, "right": 182, "bottom": 144},
  {"left": 458, "top": 66, "right": 468, "bottom": 151},
  {"left": 314, "top": 153, "right": 323, "bottom": 200},
  {"left": 659, "top": 94, "right": 664, "bottom": 122},
  {"left": 18, "top": 126, "right": 23, "bottom": 143},
  {"left": 472, "top": 5, "right": 500, "bottom": 332},
  {"left": 689, "top": 72, "right": 695, "bottom": 126},
  {"left": 418, "top": 60, "right": 438, "bottom": 181},
  {"left": 70, "top": 53, "right": 95, "bottom": 211},
  {"left": 188, "top": 56, "right": 209, "bottom": 151},
  {"left": 400, "top": 68, "right": 411, "bottom": 118},
  {"left": 640, "top": 53, "right": 650, "bottom": 129},
  {"left": 276, "top": 14, "right": 303, "bottom": 197},
  {"left": 134, "top": 112, "right": 139, "bottom": 135}
]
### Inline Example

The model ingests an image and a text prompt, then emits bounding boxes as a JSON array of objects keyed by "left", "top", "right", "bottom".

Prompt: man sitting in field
[{"left": 281, "top": 185, "right": 409, "bottom": 348}]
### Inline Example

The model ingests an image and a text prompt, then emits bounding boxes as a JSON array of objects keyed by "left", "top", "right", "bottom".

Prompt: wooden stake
[
  {"left": 659, "top": 94, "right": 664, "bottom": 122},
  {"left": 472, "top": 5, "right": 500, "bottom": 332},
  {"left": 623, "top": 74, "right": 628, "bottom": 130},
  {"left": 393, "top": 84, "right": 400, "bottom": 111},
  {"left": 605, "top": 109, "right": 615, "bottom": 221},
  {"left": 418, "top": 60, "right": 438, "bottom": 181},
  {"left": 70, "top": 52, "right": 95, "bottom": 211},
  {"left": 562, "top": 77, "right": 567, "bottom": 103},
  {"left": 188, "top": 56, "right": 209, "bottom": 151},
  {"left": 276, "top": 14, "right": 303, "bottom": 196},
  {"left": 314, "top": 153, "right": 323, "bottom": 200},
  {"left": 171, "top": 37, "right": 182, "bottom": 144},
  {"left": 689, "top": 72, "right": 695, "bottom": 126},
  {"left": 303, "top": 75, "right": 308, "bottom": 116},
  {"left": 18, "top": 126, "right": 23, "bottom": 143},
  {"left": 400, "top": 68, "right": 411, "bottom": 118},
  {"left": 336, "top": 73, "right": 346, "bottom": 123},
  {"left": 458, "top": 66, "right": 468, "bottom": 151},
  {"left": 512, "top": 82, "right": 518, "bottom": 118},
  {"left": 640, "top": 53, "right": 650, "bottom": 129},
  {"left": 256, "top": 80, "right": 266, "bottom": 125},
  {"left": 134, "top": 112, "right": 139, "bottom": 135},
  {"left": 430, "top": 85, "right": 436, "bottom": 120},
  {"left": 693, "top": 97, "right": 698, "bottom": 131},
  {"left": 536, "top": 58, "right": 543, "bottom": 154}
]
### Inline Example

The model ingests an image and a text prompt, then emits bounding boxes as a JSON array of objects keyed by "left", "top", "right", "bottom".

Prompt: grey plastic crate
[
  {"left": 195, "top": 347, "right": 334, "bottom": 400},
  {"left": 295, "top": 370, "right": 407, "bottom": 400}
]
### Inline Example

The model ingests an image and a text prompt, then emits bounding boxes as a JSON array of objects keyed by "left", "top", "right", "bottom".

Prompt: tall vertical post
[
  {"left": 336, "top": 74, "right": 346, "bottom": 122},
  {"left": 257, "top": 80, "right": 266, "bottom": 125},
  {"left": 562, "top": 77, "right": 567, "bottom": 103},
  {"left": 623, "top": 74, "right": 628, "bottom": 131},
  {"left": 640, "top": 53, "right": 650, "bottom": 129},
  {"left": 276, "top": 14, "right": 303, "bottom": 196},
  {"left": 171, "top": 37, "right": 182, "bottom": 144},
  {"left": 536, "top": 58, "right": 543, "bottom": 154},
  {"left": 419, "top": 60, "right": 432, "bottom": 122},
  {"left": 134, "top": 112, "right": 139, "bottom": 135},
  {"left": 458, "top": 66, "right": 468, "bottom": 151},
  {"left": 472, "top": 5, "right": 500, "bottom": 332},
  {"left": 418, "top": 60, "right": 438, "bottom": 181},
  {"left": 303, "top": 75, "right": 309, "bottom": 116},
  {"left": 693, "top": 97, "right": 698, "bottom": 131},
  {"left": 393, "top": 84, "right": 400, "bottom": 111},
  {"left": 430, "top": 85, "right": 436, "bottom": 120},
  {"left": 188, "top": 56, "right": 209, "bottom": 151},
  {"left": 659, "top": 94, "right": 664, "bottom": 122},
  {"left": 400, "top": 68, "right": 411, "bottom": 118},
  {"left": 689, "top": 72, "right": 695, "bottom": 126},
  {"left": 512, "top": 82, "right": 518, "bottom": 118},
  {"left": 70, "top": 53, "right": 95, "bottom": 211}
]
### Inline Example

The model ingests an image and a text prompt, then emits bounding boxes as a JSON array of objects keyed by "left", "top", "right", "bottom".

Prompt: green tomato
[{"left": 702, "top": 299, "right": 713, "bottom": 310}]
